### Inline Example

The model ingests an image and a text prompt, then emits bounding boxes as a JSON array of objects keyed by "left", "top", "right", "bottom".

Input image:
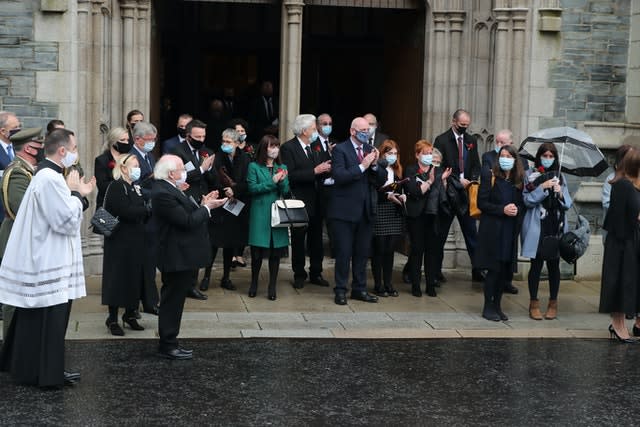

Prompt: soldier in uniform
[{"left": 0, "top": 128, "right": 45, "bottom": 336}]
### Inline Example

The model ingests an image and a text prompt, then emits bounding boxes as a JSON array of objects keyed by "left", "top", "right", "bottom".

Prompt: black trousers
[
  {"left": 141, "top": 228, "right": 160, "bottom": 310},
  {"left": 290, "top": 213, "right": 324, "bottom": 280},
  {"left": 439, "top": 211, "right": 479, "bottom": 270},
  {"left": 406, "top": 214, "right": 439, "bottom": 289},
  {"left": 158, "top": 270, "right": 192, "bottom": 351}
]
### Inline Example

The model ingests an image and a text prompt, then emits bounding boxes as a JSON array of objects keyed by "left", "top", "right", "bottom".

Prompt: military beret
[{"left": 10, "top": 127, "right": 43, "bottom": 148}]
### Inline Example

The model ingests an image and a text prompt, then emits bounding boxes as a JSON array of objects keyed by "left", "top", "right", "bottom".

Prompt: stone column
[
  {"left": 279, "top": 0, "right": 304, "bottom": 143},
  {"left": 120, "top": 0, "right": 137, "bottom": 115},
  {"left": 492, "top": 7, "right": 511, "bottom": 132},
  {"left": 136, "top": 0, "right": 151, "bottom": 115},
  {"left": 510, "top": 8, "right": 528, "bottom": 139}
]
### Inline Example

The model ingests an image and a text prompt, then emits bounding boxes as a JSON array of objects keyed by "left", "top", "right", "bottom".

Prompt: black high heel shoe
[
  {"left": 633, "top": 325, "right": 640, "bottom": 337},
  {"left": 609, "top": 324, "right": 636, "bottom": 343},
  {"left": 123, "top": 315, "right": 145, "bottom": 331}
]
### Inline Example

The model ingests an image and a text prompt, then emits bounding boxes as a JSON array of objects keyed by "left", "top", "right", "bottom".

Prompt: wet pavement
[{"left": 0, "top": 339, "right": 638, "bottom": 426}]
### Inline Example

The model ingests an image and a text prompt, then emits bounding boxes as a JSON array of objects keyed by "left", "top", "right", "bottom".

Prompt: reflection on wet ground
[{"left": 0, "top": 339, "right": 638, "bottom": 426}]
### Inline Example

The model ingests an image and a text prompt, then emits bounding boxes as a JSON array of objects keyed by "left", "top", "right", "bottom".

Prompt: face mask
[
  {"left": 355, "top": 131, "right": 369, "bottom": 144},
  {"left": 238, "top": 134, "right": 247, "bottom": 142},
  {"left": 143, "top": 142, "right": 155, "bottom": 153},
  {"left": 385, "top": 154, "right": 397, "bottom": 166},
  {"left": 499, "top": 157, "right": 515, "bottom": 171},
  {"left": 174, "top": 170, "right": 187, "bottom": 186},
  {"left": 177, "top": 127, "right": 187, "bottom": 138},
  {"left": 541, "top": 158, "right": 554, "bottom": 169},
  {"left": 495, "top": 145, "right": 501, "bottom": 153},
  {"left": 267, "top": 148, "right": 280, "bottom": 159},
  {"left": 61, "top": 149, "right": 78, "bottom": 168},
  {"left": 369, "top": 126, "right": 377, "bottom": 137},
  {"left": 322, "top": 125, "right": 332, "bottom": 136},
  {"left": 456, "top": 125, "right": 467, "bottom": 135},
  {"left": 189, "top": 137, "right": 204, "bottom": 150},
  {"left": 420, "top": 154, "right": 433, "bottom": 166},
  {"left": 221, "top": 144, "right": 234, "bottom": 154},
  {"left": 310, "top": 131, "right": 319, "bottom": 143},
  {"left": 115, "top": 141, "right": 130, "bottom": 154},
  {"left": 129, "top": 167, "right": 141, "bottom": 181}
]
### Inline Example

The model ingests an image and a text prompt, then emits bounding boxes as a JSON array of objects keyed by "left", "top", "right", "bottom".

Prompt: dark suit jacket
[
  {"left": 327, "top": 138, "right": 387, "bottom": 223},
  {"left": 151, "top": 179, "right": 212, "bottom": 272},
  {"left": 248, "top": 95, "right": 278, "bottom": 136},
  {"left": 130, "top": 146, "right": 156, "bottom": 193},
  {"left": 404, "top": 163, "right": 432, "bottom": 218},
  {"left": 162, "top": 135, "right": 181, "bottom": 155},
  {"left": 481, "top": 150, "right": 529, "bottom": 175},
  {"left": 280, "top": 137, "right": 320, "bottom": 217},
  {"left": 371, "top": 131, "right": 390, "bottom": 148},
  {"left": 434, "top": 128, "right": 481, "bottom": 181},
  {"left": 94, "top": 150, "right": 116, "bottom": 207},
  {"left": 171, "top": 141, "right": 217, "bottom": 202}
]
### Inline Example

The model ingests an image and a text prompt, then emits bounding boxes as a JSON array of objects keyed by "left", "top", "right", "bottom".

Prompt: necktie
[
  {"left": 193, "top": 149, "right": 199, "bottom": 162},
  {"left": 145, "top": 155, "right": 152, "bottom": 170},
  {"left": 267, "top": 98, "right": 273, "bottom": 121},
  {"left": 305, "top": 145, "right": 312, "bottom": 159},
  {"left": 7, "top": 144, "right": 14, "bottom": 160},
  {"left": 457, "top": 136, "right": 464, "bottom": 175},
  {"left": 356, "top": 146, "right": 364, "bottom": 162}
]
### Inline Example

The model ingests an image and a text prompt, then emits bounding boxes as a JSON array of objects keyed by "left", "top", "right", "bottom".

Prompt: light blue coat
[{"left": 520, "top": 170, "right": 573, "bottom": 258}]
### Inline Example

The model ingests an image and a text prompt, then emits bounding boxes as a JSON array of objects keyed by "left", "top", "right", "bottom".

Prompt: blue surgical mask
[
  {"left": 541, "top": 158, "right": 554, "bottom": 169},
  {"left": 420, "top": 154, "right": 433, "bottom": 166},
  {"left": 310, "top": 131, "right": 319, "bottom": 143},
  {"left": 356, "top": 131, "right": 369, "bottom": 144},
  {"left": 386, "top": 154, "right": 397, "bottom": 166},
  {"left": 499, "top": 157, "right": 515, "bottom": 171},
  {"left": 221, "top": 144, "right": 234, "bottom": 154},
  {"left": 495, "top": 145, "right": 501, "bottom": 153},
  {"left": 129, "top": 167, "right": 141, "bottom": 181},
  {"left": 322, "top": 125, "right": 332, "bottom": 136},
  {"left": 143, "top": 142, "right": 155, "bottom": 153}
]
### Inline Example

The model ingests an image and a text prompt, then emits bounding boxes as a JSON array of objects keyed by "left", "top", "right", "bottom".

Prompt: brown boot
[
  {"left": 545, "top": 300, "right": 558, "bottom": 320},
  {"left": 529, "top": 300, "right": 543, "bottom": 320}
]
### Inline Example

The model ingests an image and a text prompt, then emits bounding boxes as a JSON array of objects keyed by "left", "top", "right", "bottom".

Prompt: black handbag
[
  {"left": 271, "top": 197, "right": 308, "bottom": 228},
  {"left": 91, "top": 182, "right": 120, "bottom": 237}
]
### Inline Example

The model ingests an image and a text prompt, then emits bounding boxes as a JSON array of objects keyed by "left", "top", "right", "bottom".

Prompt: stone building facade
[{"left": 0, "top": 0, "right": 638, "bottom": 277}]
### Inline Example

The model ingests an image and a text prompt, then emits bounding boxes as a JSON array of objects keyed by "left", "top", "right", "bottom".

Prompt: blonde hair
[
  {"left": 103, "top": 126, "right": 128, "bottom": 152},
  {"left": 112, "top": 153, "right": 137, "bottom": 180}
]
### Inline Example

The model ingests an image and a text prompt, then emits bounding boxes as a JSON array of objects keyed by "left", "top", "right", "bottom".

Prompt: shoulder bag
[
  {"left": 271, "top": 196, "right": 308, "bottom": 228},
  {"left": 91, "top": 182, "right": 120, "bottom": 237}
]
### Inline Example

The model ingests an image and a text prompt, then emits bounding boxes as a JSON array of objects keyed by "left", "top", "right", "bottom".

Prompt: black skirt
[
  {"left": 373, "top": 199, "right": 405, "bottom": 236},
  {"left": 599, "top": 230, "right": 640, "bottom": 316}
]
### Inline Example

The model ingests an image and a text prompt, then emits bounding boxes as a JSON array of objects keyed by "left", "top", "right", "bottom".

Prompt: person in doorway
[{"left": 364, "top": 113, "right": 390, "bottom": 148}]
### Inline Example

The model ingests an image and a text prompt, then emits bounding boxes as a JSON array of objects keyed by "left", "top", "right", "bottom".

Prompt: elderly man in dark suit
[
  {"left": 162, "top": 113, "right": 192, "bottom": 154},
  {"left": 281, "top": 114, "right": 332, "bottom": 289},
  {"left": 152, "top": 154, "right": 226, "bottom": 360},
  {"left": 364, "top": 113, "right": 390, "bottom": 148},
  {"left": 434, "top": 108, "right": 484, "bottom": 282},
  {"left": 328, "top": 117, "right": 387, "bottom": 305},
  {"left": 171, "top": 119, "right": 217, "bottom": 299}
]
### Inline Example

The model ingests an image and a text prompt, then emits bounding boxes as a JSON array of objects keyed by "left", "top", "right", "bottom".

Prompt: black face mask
[
  {"left": 115, "top": 142, "right": 130, "bottom": 154},
  {"left": 456, "top": 125, "right": 467, "bottom": 135},
  {"left": 177, "top": 127, "right": 187, "bottom": 138},
  {"left": 189, "top": 138, "right": 204, "bottom": 150}
]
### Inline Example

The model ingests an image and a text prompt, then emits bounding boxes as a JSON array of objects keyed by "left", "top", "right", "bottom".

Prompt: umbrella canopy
[{"left": 518, "top": 127, "right": 608, "bottom": 177}]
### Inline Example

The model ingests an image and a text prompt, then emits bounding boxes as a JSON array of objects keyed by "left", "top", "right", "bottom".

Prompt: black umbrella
[{"left": 518, "top": 127, "right": 608, "bottom": 177}]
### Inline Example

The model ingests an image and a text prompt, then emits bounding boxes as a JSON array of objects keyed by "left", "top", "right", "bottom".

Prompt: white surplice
[{"left": 0, "top": 168, "right": 86, "bottom": 308}]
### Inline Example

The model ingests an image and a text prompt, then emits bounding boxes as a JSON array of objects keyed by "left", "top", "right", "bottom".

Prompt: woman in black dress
[
  {"left": 476, "top": 145, "right": 524, "bottom": 321},
  {"left": 101, "top": 153, "right": 150, "bottom": 335},
  {"left": 599, "top": 148, "right": 640, "bottom": 342}
]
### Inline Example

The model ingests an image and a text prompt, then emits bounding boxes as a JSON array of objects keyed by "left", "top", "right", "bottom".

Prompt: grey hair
[
  {"left": 0, "top": 111, "right": 16, "bottom": 128},
  {"left": 154, "top": 154, "right": 181, "bottom": 180},
  {"left": 132, "top": 121, "right": 157, "bottom": 139},
  {"left": 432, "top": 147, "right": 443, "bottom": 159},
  {"left": 292, "top": 114, "right": 316, "bottom": 136},
  {"left": 495, "top": 129, "right": 513, "bottom": 144},
  {"left": 222, "top": 128, "right": 239, "bottom": 142}
]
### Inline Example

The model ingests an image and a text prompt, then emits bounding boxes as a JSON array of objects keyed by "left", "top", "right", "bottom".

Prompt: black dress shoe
[
  {"left": 334, "top": 293, "right": 347, "bottom": 305},
  {"left": 158, "top": 348, "right": 193, "bottom": 360},
  {"left": 373, "top": 288, "right": 389, "bottom": 297},
  {"left": 248, "top": 289, "right": 257, "bottom": 298},
  {"left": 309, "top": 276, "right": 330, "bottom": 287},
  {"left": 350, "top": 291, "right": 378, "bottom": 303},
  {"left": 199, "top": 276, "right": 210, "bottom": 291},
  {"left": 122, "top": 315, "right": 145, "bottom": 331},
  {"left": 179, "top": 347, "right": 193, "bottom": 354},
  {"left": 504, "top": 283, "right": 519, "bottom": 294},
  {"left": 472, "top": 269, "right": 487, "bottom": 282},
  {"left": 106, "top": 319, "right": 124, "bottom": 336},
  {"left": 436, "top": 272, "right": 447, "bottom": 283},
  {"left": 268, "top": 294, "right": 277, "bottom": 301},
  {"left": 64, "top": 371, "right": 80, "bottom": 385},
  {"left": 220, "top": 278, "right": 236, "bottom": 291},
  {"left": 293, "top": 278, "right": 305, "bottom": 289},
  {"left": 143, "top": 306, "right": 159, "bottom": 316},
  {"left": 187, "top": 287, "right": 208, "bottom": 300},
  {"left": 385, "top": 287, "right": 399, "bottom": 297}
]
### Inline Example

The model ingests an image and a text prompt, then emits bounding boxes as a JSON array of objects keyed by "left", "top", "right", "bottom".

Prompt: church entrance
[{"left": 152, "top": 1, "right": 425, "bottom": 160}]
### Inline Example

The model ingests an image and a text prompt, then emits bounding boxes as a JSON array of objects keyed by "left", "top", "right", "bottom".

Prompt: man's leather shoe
[
  {"left": 179, "top": 347, "right": 193, "bottom": 354},
  {"left": 187, "top": 287, "right": 208, "bottom": 300},
  {"left": 199, "top": 276, "right": 210, "bottom": 291},
  {"left": 334, "top": 293, "right": 347, "bottom": 305},
  {"left": 64, "top": 371, "right": 80, "bottom": 385},
  {"left": 293, "top": 278, "right": 305, "bottom": 289},
  {"left": 220, "top": 278, "right": 236, "bottom": 291},
  {"left": 158, "top": 348, "right": 193, "bottom": 360},
  {"left": 350, "top": 291, "right": 378, "bottom": 303},
  {"left": 309, "top": 276, "right": 330, "bottom": 287},
  {"left": 472, "top": 269, "right": 487, "bottom": 282},
  {"left": 504, "top": 283, "right": 519, "bottom": 294}
]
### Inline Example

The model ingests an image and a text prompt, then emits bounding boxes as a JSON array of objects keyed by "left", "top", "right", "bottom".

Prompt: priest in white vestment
[{"left": 0, "top": 128, "right": 95, "bottom": 389}]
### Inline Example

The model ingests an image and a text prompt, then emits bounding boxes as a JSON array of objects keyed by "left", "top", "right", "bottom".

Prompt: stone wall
[
  {"left": 0, "top": 0, "right": 59, "bottom": 128},
  {"left": 541, "top": 0, "right": 630, "bottom": 129}
]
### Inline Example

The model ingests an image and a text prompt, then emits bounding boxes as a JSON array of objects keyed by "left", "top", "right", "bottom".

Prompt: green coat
[
  {"left": 247, "top": 162, "right": 290, "bottom": 248},
  {"left": 0, "top": 157, "right": 34, "bottom": 258}
]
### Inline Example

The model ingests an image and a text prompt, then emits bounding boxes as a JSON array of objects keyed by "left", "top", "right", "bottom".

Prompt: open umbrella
[{"left": 518, "top": 127, "right": 608, "bottom": 177}]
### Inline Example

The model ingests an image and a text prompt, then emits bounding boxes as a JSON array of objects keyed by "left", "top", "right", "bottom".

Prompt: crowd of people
[{"left": 0, "top": 102, "right": 634, "bottom": 389}]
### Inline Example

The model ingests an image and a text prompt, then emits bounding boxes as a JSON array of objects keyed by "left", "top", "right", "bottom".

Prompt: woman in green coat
[{"left": 247, "top": 135, "right": 290, "bottom": 300}]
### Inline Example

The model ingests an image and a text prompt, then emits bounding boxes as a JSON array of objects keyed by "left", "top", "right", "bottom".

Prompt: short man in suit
[
  {"left": 364, "top": 113, "right": 390, "bottom": 148},
  {"left": 281, "top": 114, "right": 332, "bottom": 289},
  {"left": 162, "top": 113, "right": 192, "bottom": 154},
  {"left": 433, "top": 108, "right": 484, "bottom": 282},
  {"left": 171, "top": 119, "right": 217, "bottom": 299},
  {"left": 328, "top": 116, "right": 387, "bottom": 305},
  {"left": 152, "top": 155, "right": 226, "bottom": 360},
  {"left": 480, "top": 128, "right": 528, "bottom": 294}
]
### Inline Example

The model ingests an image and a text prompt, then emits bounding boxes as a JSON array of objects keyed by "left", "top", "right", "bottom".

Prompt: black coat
[
  {"left": 171, "top": 141, "right": 217, "bottom": 202},
  {"left": 475, "top": 170, "right": 523, "bottom": 271},
  {"left": 209, "top": 150, "right": 251, "bottom": 247},
  {"left": 94, "top": 150, "right": 116, "bottom": 208},
  {"left": 280, "top": 137, "right": 320, "bottom": 217},
  {"left": 404, "top": 163, "right": 434, "bottom": 218},
  {"left": 101, "top": 179, "right": 150, "bottom": 307},
  {"left": 152, "top": 179, "right": 212, "bottom": 272},
  {"left": 434, "top": 128, "right": 481, "bottom": 180}
]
